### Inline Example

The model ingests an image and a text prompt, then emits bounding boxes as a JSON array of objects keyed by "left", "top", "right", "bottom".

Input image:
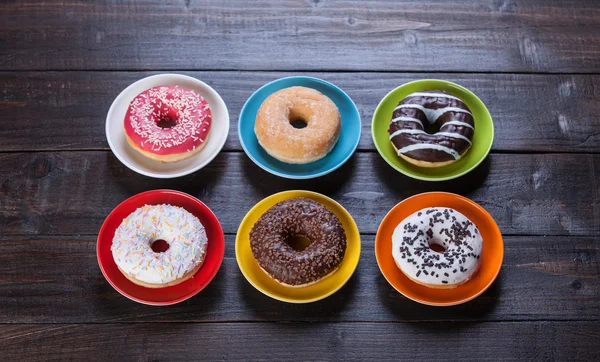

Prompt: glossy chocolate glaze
[
  {"left": 387, "top": 90, "right": 475, "bottom": 162},
  {"left": 249, "top": 198, "right": 347, "bottom": 286}
]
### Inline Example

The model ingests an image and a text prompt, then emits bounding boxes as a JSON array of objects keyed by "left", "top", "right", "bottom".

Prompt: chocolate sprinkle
[
  {"left": 250, "top": 198, "right": 347, "bottom": 286},
  {"left": 392, "top": 207, "right": 483, "bottom": 288}
]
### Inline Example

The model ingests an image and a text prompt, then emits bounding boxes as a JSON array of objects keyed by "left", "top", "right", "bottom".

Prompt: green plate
[{"left": 371, "top": 79, "right": 494, "bottom": 181}]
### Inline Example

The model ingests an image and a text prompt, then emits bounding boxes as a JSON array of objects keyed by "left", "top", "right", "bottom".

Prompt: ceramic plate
[
  {"left": 106, "top": 74, "right": 229, "bottom": 178},
  {"left": 238, "top": 76, "right": 361, "bottom": 179},
  {"left": 375, "top": 192, "right": 503, "bottom": 306},
  {"left": 97, "top": 190, "right": 225, "bottom": 305},
  {"left": 372, "top": 79, "right": 494, "bottom": 181},
  {"left": 236, "top": 190, "right": 361, "bottom": 303}
]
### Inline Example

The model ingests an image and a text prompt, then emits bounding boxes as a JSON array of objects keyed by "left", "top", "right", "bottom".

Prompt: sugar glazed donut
[
  {"left": 255, "top": 86, "right": 341, "bottom": 164},
  {"left": 388, "top": 90, "right": 474, "bottom": 167},
  {"left": 111, "top": 204, "right": 208, "bottom": 288},
  {"left": 391, "top": 207, "right": 483, "bottom": 289},
  {"left": 124, "top": 85, "right": 212, "bottom": 163},
  {"left": 249, "top": 198, "right": 347, "bottom": 287}
]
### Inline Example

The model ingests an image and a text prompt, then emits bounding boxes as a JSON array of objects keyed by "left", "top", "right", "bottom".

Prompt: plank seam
[
  {"left": 0, "top": 233, "right": 597, "bottom": 238},
  {"left": 0, "top": 319, "right": 597, "bottom": 325},
  {"left": 1, "top": 149, "right": 599, "bottom": 155},
  {"left": 3, "top": 69, "right": 600, "bottom": 76}
]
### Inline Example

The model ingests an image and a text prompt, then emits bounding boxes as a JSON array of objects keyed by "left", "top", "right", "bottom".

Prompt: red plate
[{"left": 97, "top": 190, "right": 225, "bottom": 305}]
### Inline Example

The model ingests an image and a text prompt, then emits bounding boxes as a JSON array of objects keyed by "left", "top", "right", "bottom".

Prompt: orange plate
[{"left": 375, "top": 192, "right": 503, "bottom": 306}]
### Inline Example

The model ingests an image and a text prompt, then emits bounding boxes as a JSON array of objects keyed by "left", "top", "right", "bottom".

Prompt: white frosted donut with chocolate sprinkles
[{"left": 391, "top": 207, "right": 483, "bottom": 289}]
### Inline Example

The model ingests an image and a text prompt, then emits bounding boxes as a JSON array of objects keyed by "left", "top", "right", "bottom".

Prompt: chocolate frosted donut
[
  {"left": 249, "top": 198, "right": 347, "bottom": 287},
  {"left": 388, "top": 90, "right": 475, "bottom": 168}
]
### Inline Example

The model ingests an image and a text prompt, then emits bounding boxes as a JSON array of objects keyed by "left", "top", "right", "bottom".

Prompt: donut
[
  {"left": 249, "top": 198, "right": 347, "bottom": 287},
  {"left": 124, "top": 85, "right": 212, "bottom": 163},
  {"left": 387, "top": 90, "right": 474, "bottom": 167},
  {"left": 254, "top": 86, "right": 341, "bottom": 164},
  {"left": 111, "top": 204, "right": 208, "bottom": 288},
  {"left": 391, "top": 207, "right": 482, "bottom": 289}
]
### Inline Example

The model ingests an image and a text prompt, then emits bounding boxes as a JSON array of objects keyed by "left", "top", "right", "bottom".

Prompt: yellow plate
[{"left": 236, "top": 190, "right": 361, "bottom": 303}]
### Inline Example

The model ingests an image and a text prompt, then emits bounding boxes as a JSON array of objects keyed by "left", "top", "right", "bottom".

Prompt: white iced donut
[
  {"left": 392, "top": 207, "right": 483, "bottom": 289},
  {"left": 111, "top": 204, "right": 208, "bottom": 288}
]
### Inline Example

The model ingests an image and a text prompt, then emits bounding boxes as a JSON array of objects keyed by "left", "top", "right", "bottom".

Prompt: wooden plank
[
  {"left": 2, "top": 71, "right": 600, "bottom": 153},
  {"left": 0, "top": 151, "right": 598, "bottom": 236},
  {"left": 1, "top": 1, "right": 600, "bottom": 72},
  {"left": 0, "top": 234, "right": 597, "bottom": 323},
  {"left": 0, "top": 322, "right": 598, "bottom": 361}
]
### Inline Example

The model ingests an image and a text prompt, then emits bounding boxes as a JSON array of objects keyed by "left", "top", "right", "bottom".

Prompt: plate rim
[
  {"left": 374, "top": 191, "right": 504, "bottom": 307},
  {"left": 371, "top": 79, "right": 495, "bottom": 182},
  {"left": 105, "top": 73, "right": 230, "bottom": 179},
  {"left": 96, "top": 189, "right": 225, "bottom": 306},
  {"left": 238, "top": 75, "right": 361, "bottom": 180},
  {"left": 235, "top": 190, "right": 361, "bottom": 303}
]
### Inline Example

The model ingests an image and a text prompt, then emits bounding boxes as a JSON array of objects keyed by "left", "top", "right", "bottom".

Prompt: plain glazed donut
[
  {"left": 255, "top": 86, "right": 341, "bottom": 164},
  {"left": 111, "top": 204, "right": 208, "bottom": 288},
  {"left": 388, "top": 90, "right": 474, "bottom": 168},
  {"left": 391, "top": 207, "right": 483, "bottom": 289},
  {"left": 249, "top": 198, "right": 347, "bottom": 287},
  {"left": 124, "top": 85, "right": 212, "bottom": 163}
]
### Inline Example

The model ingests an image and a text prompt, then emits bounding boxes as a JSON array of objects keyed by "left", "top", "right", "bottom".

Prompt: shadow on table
[
  {"left": 92, "top": 258, "right": 227, "bottom": 321},
  {"left": 236, "top": 265, "right": 360, "bottom": 321},
  {"left": 374, "top": 154, "right": 493, "bottom": 198},
  {"left": 376, "top": 270, "right": 503, "bottom": 327},
  {"left": 241, "top": 153, "right": 357, "bottom": 197},
  {"left": 104, "top": 151, "right": 225, "bottom": 199}
]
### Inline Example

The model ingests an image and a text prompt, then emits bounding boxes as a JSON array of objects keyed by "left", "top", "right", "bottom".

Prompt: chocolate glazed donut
[
  {"left": 388, "top": 90, "right": 475, "bottom": 167},
  {"left": 249, "top": 198, "right": 347, "bottom": 287}
]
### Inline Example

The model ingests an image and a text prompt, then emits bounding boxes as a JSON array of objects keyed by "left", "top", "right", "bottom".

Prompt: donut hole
[
  {"left": 288, "top": 109, "right": 308, "bottom": 129},
  {"left": 156, "top": 115, "right": 178, "bottom": 129},
  {"left": 289, "top": 118, "right": 308, "bottom": 129},
  {"left": 286, "top": 234, "right": 311, "bottom": 252},
  {"left": 424, "top": 122, "right": 441, "bottom": 135},
  {"left": 151, "top": 239, "right": 170, "bottom": 253},
  {"left": 428, "top": 240, "right": 446, "bottom": 253}
]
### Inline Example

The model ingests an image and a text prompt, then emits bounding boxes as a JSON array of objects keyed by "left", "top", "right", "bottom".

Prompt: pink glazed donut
[{"left": 124, "top": 85, "right": 212, "bottom": 162}]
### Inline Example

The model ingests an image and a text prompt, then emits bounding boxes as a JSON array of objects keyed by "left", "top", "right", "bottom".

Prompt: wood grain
[
  {"left": 1, "top": 151, "right": 598, "bottom": 236},
  {"left": 1, "top": 1, "right": 600, "bottom": 73},
  {"left": 0, "top": 234, "right": 597, "bottom": 324},
  {"left": 0, "top": 321, "right": 598, "bottom": 361},
  {"left": 1, "top": 1, "right": 599, "bottom": 360},
  {"left": 2, "top": 71, "right": 600, "bottom": 153}
]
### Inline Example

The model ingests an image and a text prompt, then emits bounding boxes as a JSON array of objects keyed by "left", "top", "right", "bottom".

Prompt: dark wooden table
[{"left": 1, "top": 1, "right": 599, "bottom": 360}]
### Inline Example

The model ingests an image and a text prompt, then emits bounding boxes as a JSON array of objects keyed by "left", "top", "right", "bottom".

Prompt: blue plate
[{"left": 238, "top": 76, "right": 361, "bottom": 179}]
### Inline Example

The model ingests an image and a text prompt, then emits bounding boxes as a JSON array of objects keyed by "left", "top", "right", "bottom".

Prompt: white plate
[{"left": 106, "top": 74, "right": 229, "bottom": 178}]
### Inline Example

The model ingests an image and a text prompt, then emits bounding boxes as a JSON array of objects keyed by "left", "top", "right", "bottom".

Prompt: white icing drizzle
[
  {"left": 390, "top": 116, "right": 424, "bottom": 128},
  {"left": 433, "top": 132, "right": 472, "bottom": 144},
  {"left": 441, "top": 120, "right": 475, "bottom": 131},
  {"left": 394, "top": 104, "right": 472, "bottom": 124},
  {"left": 389, "top": 129, "right": 472, "bottom": 144},
  {"left": 389, "top": 129, "right": 426, "bottom": 139},
  {"left": 396, "top": 143, "right": 460, "bottom": 160},
  {"left": 392, "top": 207, "right": 483, "bottom": 287},
  {"left": 388, "top": 91, "right": 475, "bottom": 162},
  {"left": 406, "top": 92, "right": 463, "bottom": 102}
]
